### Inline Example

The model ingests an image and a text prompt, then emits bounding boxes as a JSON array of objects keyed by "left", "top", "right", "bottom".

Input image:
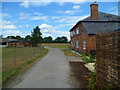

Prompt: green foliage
[
  {"left": 25, "top": 35, "right": 31, "bottom": 42},
  {"left": 87, "top": 72, "right": 97, "bottom": 90},
  {"left": 54, "top": 36, "right": 68, "bottom": 43},
  {"left": 31, "top": 26, "right": 43, "bottom": 46},
  {"left": 43, "top": 36, "right": 53, "bottom": 43},
  {"left": 105, "top": 84, "right": 113, "bottom": 90},
  {"left": 81, "top": 54, "right": 95, "bottom": 63}
]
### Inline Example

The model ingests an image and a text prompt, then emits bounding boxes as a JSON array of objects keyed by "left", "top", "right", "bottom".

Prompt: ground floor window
[
  {"left": 76, "top": 40, "right": 79, "bottom": 48},
  {"left": 83, "top": 40, "right": 86, "bottom": 50}
]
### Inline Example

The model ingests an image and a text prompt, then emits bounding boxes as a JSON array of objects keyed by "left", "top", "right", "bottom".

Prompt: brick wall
[{"left": 96, "top": 31, "right": 120, "bottom": 88}]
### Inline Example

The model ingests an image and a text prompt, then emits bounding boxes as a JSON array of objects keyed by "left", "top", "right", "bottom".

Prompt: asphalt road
[{"left": 13, "top": 47, "right": 73, "bottom": 88}]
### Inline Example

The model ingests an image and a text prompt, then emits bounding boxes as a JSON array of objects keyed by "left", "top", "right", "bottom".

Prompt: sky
[{"left": 1, "top": 1, "right": 119, "bottom": 40}]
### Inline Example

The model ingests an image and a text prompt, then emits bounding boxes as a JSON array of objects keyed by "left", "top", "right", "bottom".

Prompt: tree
[
  {"left": 61, "top": 36, "right": 68, "bottom": 43},
  {"left": 7, "top": 36, "right": 16, "bottom": 39},
  {"left": 54, "top": 36, "right": 68, "bottom": 43},
  {"left": 31, "top": 26, "right": 43, "bottom": 47},
  {"left": 16, "top": 35, "right": 22, "bottom": 40},
  {"left": 43, "top": 36, "right": 53, "bottom": 43},
  {"left": 25, "top": 35, "right": 31, "bottom": 42},
  {"left": 54, "top": 37, "right": 61, "bottom": 43}
]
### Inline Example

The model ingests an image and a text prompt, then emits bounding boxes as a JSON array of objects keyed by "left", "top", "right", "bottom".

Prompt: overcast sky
[{"left": 1, "top": 1, "right": 118, "bottom": 40}]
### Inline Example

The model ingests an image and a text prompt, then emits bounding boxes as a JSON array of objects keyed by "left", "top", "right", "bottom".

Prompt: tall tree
[
  {"left": 31, "top": 26, "right": 43, "bottom": 47},
  {"left": 25, "top": 35, "right": 31, "bottom": 42}
]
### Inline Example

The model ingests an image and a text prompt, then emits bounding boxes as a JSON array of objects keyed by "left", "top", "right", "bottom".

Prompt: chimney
[{"left": 90, "top": 1, "right": 99, "bottom": 19}]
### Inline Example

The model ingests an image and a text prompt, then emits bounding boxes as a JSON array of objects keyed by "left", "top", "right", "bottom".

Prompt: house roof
[
  {"left": 8, "top": 39, "right": 19, "bottom": 43},
  {"left": 81, "top": 12, "right": 120, "bottom": 21},
  {"left": 70, "top": 11, "right": 120, "bottom": 33},
  {"left": 82, "top": 21, "right": 119, "bottom": 34}
]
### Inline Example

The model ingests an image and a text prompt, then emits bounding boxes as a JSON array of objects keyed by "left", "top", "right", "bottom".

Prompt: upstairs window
[
  {"left": 70, "top": 32, "right": 73, "bottom": 37},
  {"left": 76, "top": 27, "right": 79, "bottom": 34}
]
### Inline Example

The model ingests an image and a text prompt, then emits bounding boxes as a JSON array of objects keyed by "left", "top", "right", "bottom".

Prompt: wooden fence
[{"left": 96, "top": 31, "right": 120, "bottom": 88}]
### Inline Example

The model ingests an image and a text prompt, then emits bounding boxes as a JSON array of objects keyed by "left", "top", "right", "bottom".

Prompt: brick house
[{"left": 70, "top": 2, "right": 119, "bottom": 54}]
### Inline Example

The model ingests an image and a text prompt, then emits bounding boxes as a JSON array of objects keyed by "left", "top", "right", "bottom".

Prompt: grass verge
[
  {"left": 51, "top": 44, "right": 70, "bottom": 48},
  {"left": 61, "top": 49, "right": 80, "bottom": 57},
  {"left": 2, "top": 48, "right": 49, "bottom": 85}
]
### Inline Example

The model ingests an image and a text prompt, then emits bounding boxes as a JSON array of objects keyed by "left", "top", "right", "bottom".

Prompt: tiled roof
[
  {"left": 70, "top": 11, "right": 120, "bottom": 33},
  {"left": 82, "top": 21, "right": 119, "bottom": 34},
  {"left": 81, "top": 11, "right": 120, "bottom": 21}
]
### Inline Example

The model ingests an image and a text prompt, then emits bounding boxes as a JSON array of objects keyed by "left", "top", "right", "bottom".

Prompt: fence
[
  {"left": 2, "top": 46, "right": 44, "bottom": 72},
  {"left": 96, "top": 31, "right": 120, "bottom": 88}
]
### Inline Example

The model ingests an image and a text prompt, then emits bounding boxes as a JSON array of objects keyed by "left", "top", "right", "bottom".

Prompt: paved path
[{"left": 13, "top": 47, "right": 74, "bottom": 88}]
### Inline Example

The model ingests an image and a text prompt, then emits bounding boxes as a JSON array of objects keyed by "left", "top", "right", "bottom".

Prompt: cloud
[
  {"left": 20, "top": 0, "right": 29, "bottom": 8},
  {"left": 1, "top": 21, "right": 17, "bottom": 29},
  {"left": 73, "top": 5, "right": 81, "bottom": 9},
  {"left": 2, "top": 30, "right": 21, "bottom": 36},
  {"left": 57, "top": 10, "right": 83, "bottom": 15},
  {"left": 1, "top": 20, "right": 22, "bottom": 37},
  {"left": 55, "top": 15, "right": 89, "bottom": 24},
  {"left": 51, "top": 16, "right": 59, "bottom": 19},
  {"left": 39, "top": 23, "right": 69, "bottom": 39},
  {"left": 30, "top": 16, "right": 48, "bottom": 20},
  {"left": 19, "top": 12, "right": 48, "bottom": 21},
  {"left": 19, "top": 0, "right": 51, "bottom": 8}
]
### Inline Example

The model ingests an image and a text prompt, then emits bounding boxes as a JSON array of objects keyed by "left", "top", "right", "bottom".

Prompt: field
[
  {"left": 42, "top": 43, "right": 70, "bottom": 48},
  {"left": 2, "top": 47, "right": 49, "bottom": 84}
]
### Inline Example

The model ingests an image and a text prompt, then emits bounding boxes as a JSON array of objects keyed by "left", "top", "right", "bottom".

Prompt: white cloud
[
  {"left": 51, "top": 16, "right": 59, "bottom": 19},
  {"left": 73, "top": 5, "right": 80, "bottom": 9},
  {"left": 55, "top": 15, "right": 89, "bottom": 24},
  {"left": 25, "top": 25, "right": 29, "bottom": 27},
  {"left": 19, "top": 12, "right": 48, "bottom": 21},
  {"left": 20, "top": 0, "right": 29, "bottom": 8},
  {"left": 30, "top": 16, "right": 47, "bottom": 20},
  {"left": 1, "top": 21, "right": 22, "bottom": 37},
  {"left": 2, "top": 30, "right": 21, "bottom": 36},
  {"left": 39, "top": 23, "right": 69, "bottom": 39},
  {"left": 19, "top": 1, "right": 51, "bottom": 8},
  {"left": 1, "top": 21, "right": 17, "bottom": 30},
  {"left": 57, "top": 10, "right": 83, "bottom": 15}
]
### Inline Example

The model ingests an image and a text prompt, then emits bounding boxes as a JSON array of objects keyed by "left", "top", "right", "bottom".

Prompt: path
[{"left": 13, "top": 47, "right": 75, "bottom": 88}]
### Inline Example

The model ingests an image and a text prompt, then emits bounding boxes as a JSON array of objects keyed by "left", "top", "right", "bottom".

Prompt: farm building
[
  {"left": 0, "top": 38, "right": 30, "bottom": 47},
  {"left": 70, "top": 2, "right": 120, "bottom": 54}
]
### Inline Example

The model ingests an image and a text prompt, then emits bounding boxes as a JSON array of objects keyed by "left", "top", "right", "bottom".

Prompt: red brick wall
[{"left": 70, "top": 23, "right": 96, "bottom": 53}]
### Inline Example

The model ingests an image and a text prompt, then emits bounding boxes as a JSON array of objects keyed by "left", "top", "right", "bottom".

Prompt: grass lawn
[{"left": 2, "top": 47, "right": 49, "bottom": 84}]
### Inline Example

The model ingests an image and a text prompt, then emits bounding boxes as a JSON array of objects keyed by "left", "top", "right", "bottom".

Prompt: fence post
[{"left": 14, "top": 48, "right": 16, "bottom": 66}]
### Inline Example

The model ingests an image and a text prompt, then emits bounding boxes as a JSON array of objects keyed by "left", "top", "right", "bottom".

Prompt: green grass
[
  {"left": 61, "top": 49, "right": 80, "bottom": 57},
  {"left": 2, "top": 47, "right": 49, "bottom": 84},
  {"left": 51, "top": 44, "right": 70, "bottom": 48}
]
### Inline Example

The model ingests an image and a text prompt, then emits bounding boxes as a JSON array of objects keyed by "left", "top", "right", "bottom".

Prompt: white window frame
[
  {"left": 76, "top": 40, "right": 79, "bottom": 48},
  {"left": 76, "top": 27, "right": 79, "bottom": 34},
  {"left": 83, "top": 40, "right": 86, "bottom": 50},
  {"left": 70, "top": 32, "right": 73, "bottom": 37}
]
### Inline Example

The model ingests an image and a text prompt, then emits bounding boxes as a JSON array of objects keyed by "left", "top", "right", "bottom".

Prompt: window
[
  {"left": 76, "top": 27, "right": 79, "bottom": 34},
  {"left": 76, "top": 40, "right": 79, "bottom": 48},
  {"left": 73, "top": 31, "right": 75, "bottom": 35},
  {"left": 83, "top": 40, "right": 86, "bottom": 50},
  {"left": 70, "top": 32, "right": 73, "bottom": 37}
]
